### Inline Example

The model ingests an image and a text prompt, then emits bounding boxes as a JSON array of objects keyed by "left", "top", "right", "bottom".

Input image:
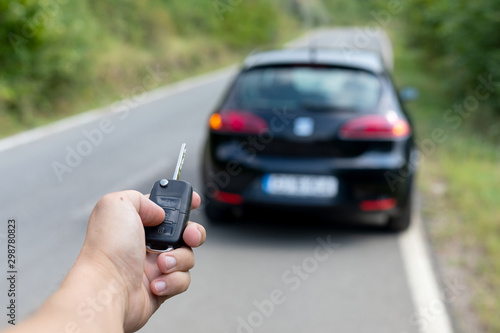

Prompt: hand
[
  {"left": 1, "top": 190, "right": 206, "bottom": 333},
  {"left": 65, "top": 190, "right": 206, "bottom": 332}
]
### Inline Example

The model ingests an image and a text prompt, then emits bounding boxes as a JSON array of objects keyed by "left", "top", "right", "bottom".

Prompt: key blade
[{"left": 173, "top": 143, "right": 187, "bottom": 180}]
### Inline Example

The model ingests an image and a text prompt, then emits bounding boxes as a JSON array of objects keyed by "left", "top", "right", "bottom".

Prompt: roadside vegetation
[
  {"left": 0, "top": 0, "right": 381, "bottom": 138},
  {"left": 0, "top": 0, "right": 302, "bottom": 137},
  {"left": 1, "top": 0, "right": 499, "bottom": 331},
  {"left": 394, "top": 39, "right": 500, "bottom": 333},
  {"left": 393, "top": 1, "right": 500, "bottom": 331}
]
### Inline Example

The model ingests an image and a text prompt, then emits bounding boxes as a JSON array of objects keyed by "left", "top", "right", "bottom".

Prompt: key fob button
[
  {"left": 157, "top": 225, "right": 174, "bottom": 236},
  {"left": 156, "top": 196, "right": 182, "bottom": 210},
  {"left": 145, "top": 179, "right": 192, "bottom": 251},
  {"left": 163, "top": 209, "right": 179, "bottom": 223}
]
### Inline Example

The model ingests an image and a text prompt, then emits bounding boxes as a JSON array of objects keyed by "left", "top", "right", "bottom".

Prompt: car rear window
[{"left": 226, "top": 66, "right": 381, "bottom": 111}]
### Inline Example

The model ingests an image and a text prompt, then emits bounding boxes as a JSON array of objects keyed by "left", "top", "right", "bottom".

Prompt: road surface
[{"left": 0, "top": 29, "right": 453, "bottom": 333}]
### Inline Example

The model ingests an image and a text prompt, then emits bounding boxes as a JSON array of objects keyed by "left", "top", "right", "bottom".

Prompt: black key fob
[
  {"left": 145, "top": 179, "right": 192, "bottom": 252},
  {"left": 144, "top": 143, "right": 192, "bottom": 253}
]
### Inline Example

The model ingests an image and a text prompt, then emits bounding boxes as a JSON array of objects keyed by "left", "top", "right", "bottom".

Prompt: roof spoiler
[{"left": 247, "top": 28, "right": 394, "bottom": 72}]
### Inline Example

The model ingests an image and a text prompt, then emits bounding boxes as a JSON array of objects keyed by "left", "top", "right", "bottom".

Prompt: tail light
[
  {"left": 360, "top": 198, "right": 396, "bottom": 211},
  {"left": 209, "top": 110, "right": 268, "bottom": 134},
  {"left": 213, "top": 190, "right": 243, "bottom": 205},
  {"left": 339, "top": 114, "right": 411, "bottom": 140}
]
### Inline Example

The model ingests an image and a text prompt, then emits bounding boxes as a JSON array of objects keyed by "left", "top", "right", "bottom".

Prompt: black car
[{"left": 201, "top": 47, "right": 416, "bottom": 231}]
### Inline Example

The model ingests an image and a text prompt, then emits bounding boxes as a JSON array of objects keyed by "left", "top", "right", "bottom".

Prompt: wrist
[{"left": 54, "top": 258, "right": 128, "bottom": 332}]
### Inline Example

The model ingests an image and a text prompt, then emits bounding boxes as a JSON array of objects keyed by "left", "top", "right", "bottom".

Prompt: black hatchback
[{"left": 201, "top": 48, "right": 416, "bottom": 231}]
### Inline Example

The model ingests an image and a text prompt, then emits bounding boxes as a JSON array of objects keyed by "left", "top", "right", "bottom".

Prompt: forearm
[
  {"left": 3, "top": 261, "right": 126, "bottom": 333},
  {"left": 2, "top": 191, "right": 206, "bottom": 333}
]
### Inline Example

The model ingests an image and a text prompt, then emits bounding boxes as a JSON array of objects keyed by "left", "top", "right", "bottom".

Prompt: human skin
[{"left": 3, "top": 190, "right": 206, "bottom": 333}]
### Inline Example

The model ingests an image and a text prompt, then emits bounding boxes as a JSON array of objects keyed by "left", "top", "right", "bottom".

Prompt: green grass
[
  {"left": 0, "top": 36, "right": 244, "bottom": 138},
  {"left": 2, "top": 0, "right": 498, "bottom": 329},
  {"left": 0, "top": 0, "right": 305, "bottom": 139},
  {"left": 0, "top": 0, "right": 382, "bottom": 139},
  {"left": 392, "top": 24, "right": 500, "bottom": 332}
]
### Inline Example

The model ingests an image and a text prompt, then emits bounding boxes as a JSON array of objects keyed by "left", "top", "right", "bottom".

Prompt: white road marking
[
  {"left": 398, "top": 194, "right": 454, "bottom": 333},
  {"left": 0, "top": 65, "right": 236, "bottom": 154},
  {"left": 291, "top": 34, "right": 454, "bottom": 331},
  {"left": 1, "top": 29, "right": 455, "bottom": 332}
]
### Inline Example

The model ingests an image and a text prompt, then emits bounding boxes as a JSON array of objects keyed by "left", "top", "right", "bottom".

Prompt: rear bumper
[
  {"left": 205, "top": 195, "right": 394, "bottom": 225},
  {"left": 201, "top": 141, "right": 415, "bottom": 222}
]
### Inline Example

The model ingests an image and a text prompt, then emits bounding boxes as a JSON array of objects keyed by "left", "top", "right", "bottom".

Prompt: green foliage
[
  {"left": 213, "top": 1, "right": 281, "bottom": 49},
  {"left": 0, "top": 1, "right": 97, "bottom": 124},
  {"left": 2, "top": 0, "right": 499, "bottom": 330},
  {"left": 0, "top": 0, "right": 301, "bottom": 136},
  {"left": 393, "top": 11, "right": 500, "bottom": 332},
  {"left": 164, "top": 0, "right": 282, "bottom": 49},
  {"left": 405, "top": 0, "right": 500, "bottom": 110},
  {"left": 88, "top": 0, "right": 175, "bottom": 47},
  {"left": 322, "top": 0, "right": 379, "bottom": 25}
]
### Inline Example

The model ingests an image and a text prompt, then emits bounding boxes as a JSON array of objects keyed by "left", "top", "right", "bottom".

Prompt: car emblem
[{"left": 293, "top": 117, "right": 314, "bottom": 137}]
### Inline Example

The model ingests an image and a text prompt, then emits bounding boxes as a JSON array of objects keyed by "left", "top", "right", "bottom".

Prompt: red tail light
[
  {"left": 213, "top": 190, "right": 243, "bottom": 205},
  {"left": 209, "top": 110, "right": 268, "bottom": 134},
  {"left": 360, "top": 198, "right": 397, "bottom": 211},
  {"left": 339, "top": 114, "right": 411, "bottom": 140}
]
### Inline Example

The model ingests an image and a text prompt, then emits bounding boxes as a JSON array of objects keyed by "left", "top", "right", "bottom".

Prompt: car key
[{"left": 145, "top": 143, "right": 192, "bottom": 253}]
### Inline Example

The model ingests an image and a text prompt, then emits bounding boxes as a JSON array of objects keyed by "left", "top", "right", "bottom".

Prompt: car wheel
[{"left": 386, "top": 192, "right": 412, "bottom": 232}]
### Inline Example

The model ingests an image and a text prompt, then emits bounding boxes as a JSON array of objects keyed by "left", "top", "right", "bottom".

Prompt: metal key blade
[{"left": 173, "top": 143, "right": 187, "bottom": 180}]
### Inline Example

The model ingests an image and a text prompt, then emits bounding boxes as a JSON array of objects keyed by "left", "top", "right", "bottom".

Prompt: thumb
[{"left": 121, "top": 190, "right": 165, "bottom": 226}]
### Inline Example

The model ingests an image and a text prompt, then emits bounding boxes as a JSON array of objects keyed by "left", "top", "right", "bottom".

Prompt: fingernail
[
  {"left": 196, "top": 229, "right": 202, "bottom": 244},
  {"left": 155, "top": 281, "right": 166, "bottom": 293},
  {"left": 165, "top": 256, "right": 177, "bottom": 270}
]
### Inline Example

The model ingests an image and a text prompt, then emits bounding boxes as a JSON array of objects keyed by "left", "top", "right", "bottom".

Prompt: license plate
[{"left": 262, "top": 174, "right": 338, "bottom": 198}]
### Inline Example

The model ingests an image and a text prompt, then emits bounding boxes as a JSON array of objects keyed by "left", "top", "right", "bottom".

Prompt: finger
[
  {"left": 151, "top": 271, "right": 191, "bottom": 297},
  {"left": 157, "top": 247, "right": 195, "bottom": 273},
  {"left": 191, "top": 191, "right": 201, "bottom": 210},
  {"left": 120, "top": 190, "right": 165, "bottom": 226},
  {"left": 183, "top": 222, "right": 206, "bottom": 247}
]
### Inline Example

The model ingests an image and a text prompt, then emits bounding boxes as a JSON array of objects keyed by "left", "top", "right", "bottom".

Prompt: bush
[
  {"left": 405, "top": 0, "right": 500, "bottom": 111},
  {"left": 0, "top": 1, "right": 97, "bottom": 124},
  {"left": 0, "top": 0, "right": 301, "bottom": 135}
]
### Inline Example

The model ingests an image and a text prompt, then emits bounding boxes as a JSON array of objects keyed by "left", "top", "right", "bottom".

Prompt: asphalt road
[{"left": 0, "top": 30, "right": 451, "bottom": 333}]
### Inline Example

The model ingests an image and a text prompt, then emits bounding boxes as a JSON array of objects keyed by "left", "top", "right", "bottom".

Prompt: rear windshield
[{"left": 226, "top": 66, "right": 381, "bottom": 111}]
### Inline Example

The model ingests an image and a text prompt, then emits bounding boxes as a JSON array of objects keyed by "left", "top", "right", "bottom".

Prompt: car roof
[{"left": 241, "top": 48, "right": 385, "bottom": 74}]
